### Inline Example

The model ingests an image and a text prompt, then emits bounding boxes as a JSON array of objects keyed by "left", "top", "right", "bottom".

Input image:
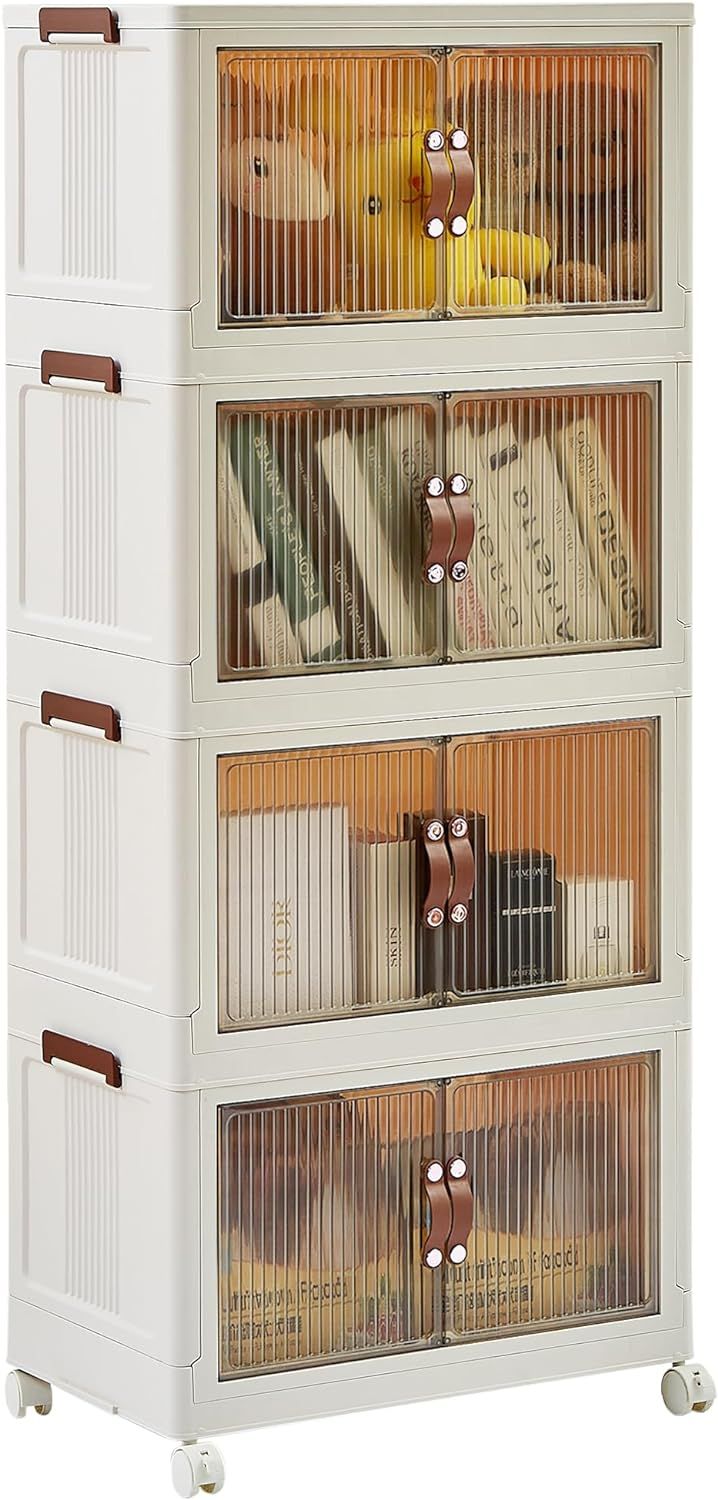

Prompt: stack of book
[{"left": 219, "top": 404, "right": 648, "bottom": 673}]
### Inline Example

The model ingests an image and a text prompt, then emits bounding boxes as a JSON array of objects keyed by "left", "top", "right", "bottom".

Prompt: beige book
[
  {"left": 354, "top": 836, "right": 417, "bottom": 1008},
  {"left": 560, "top": 415, "right": 648, "bottom": 642}
]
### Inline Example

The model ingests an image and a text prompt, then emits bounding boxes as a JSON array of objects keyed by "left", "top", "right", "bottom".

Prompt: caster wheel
[
  {"left": 171, "top": 1442, "right": 225, "bottom": 1497},
  {"left": 5, "top": 1369, "right": 53, "bottom": 1418},
  {"left": 661, "top": 1363, "right": 715, "bottom": 1415}
]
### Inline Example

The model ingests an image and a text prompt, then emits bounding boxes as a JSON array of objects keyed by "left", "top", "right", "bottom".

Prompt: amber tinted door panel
[
  {"left": 444, "top": 1054, "right": 657, "bottom": 1340},
  {"left": 446, "top": 720, "right": 658, "bottom": 1000},
  {"left": 218, "top": 50, "right": 442, "bottom": 323},
  {"left": 219, "top": 1082, "right": 440, "bottom": 1375},
  {"left": 446, "top": 49, "right": 658, "bottom": 315},
  {"left": 217, "top": 740, "right": 443, "bottom": 1029},
  {"left": 217, "top": 398, "right": 441, "bottom": 677},
  {"left": 447, "top": 386, "right": 656, "bottom": 660}
]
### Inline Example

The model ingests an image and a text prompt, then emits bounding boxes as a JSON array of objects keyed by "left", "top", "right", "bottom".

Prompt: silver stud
[
  {"left": 449, "top": 1244, "right": 468, "bottom": 1265},
  {"left": 425, "top": 1247, "right": 443, "bottom": 1269},
  {"left": 425, "top": 475, "right": 445, "bottom": 498},
  {"left": 449, "top": 1157, "right": 468, "bottom": 1180},
  {"left": 449, "top": 214, "right": 468, "bottom": 238},
  {"left": 450, "top": 128, "right": 469, "bottom": 151},
  {"left": 449, "top": 473, "right": 469, "bottom": 496},
  {"left": 426, "top": 820, "right": 444, "bottom": 842},
  {"left": 426, "top": 906, "right": 444, "bottom": 929},
  {"left": 425, "top": 216, "right": 445, "bottom": 240},
  {"left": 426, "top": 562, "right": 445, "bottom": 585},
  {"left": 450, "top": 561, "right": 468, "bottom": 583},
  {"left": 425, "top": 1160, "right": 444, "bottom": 1184},
  {"left": 450, "top": 903, "right": 468, "bottom": 925},
  {"left": 450, "top": 816, "right": 468, "bottom": 839},
  {"left": 426, "top": 130, "right": 445, "bottom": 152}
]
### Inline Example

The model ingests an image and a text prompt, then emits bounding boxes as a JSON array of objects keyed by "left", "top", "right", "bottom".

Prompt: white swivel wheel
[
  {"left": 661, "top": 1363, "right": 715, "bottom": 1415},
  {"left": 171, "top": 1442, "right": 225, "bottom": 1497},
  {"left": 6, "top": 1369, "right": 53, "bottom": 1418}
]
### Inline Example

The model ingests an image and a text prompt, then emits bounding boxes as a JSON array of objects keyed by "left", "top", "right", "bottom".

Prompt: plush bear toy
[
  {"left": 538, "top": 79, "right": 646, "bottom": 305},
  {"left": 223, "top": 127, "right": 339, "bottom": 319}
]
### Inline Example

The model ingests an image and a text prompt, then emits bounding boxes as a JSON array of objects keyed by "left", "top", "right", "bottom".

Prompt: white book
[
  {"left": 318, "top": 427, "right": 414, "bottom": 658},
  {"left": 473, "top": 419, "right": 544, "bottom": 649},
  {"left": 560, "top": 415, "right": 647, "bottom": 643},
  {"left": 354, "top": 837, "right": 417, "bottom": 1008},
  {"left": 221, "top": 805, "right": 354, "bottom": 1023},
  {"left": 562, "top": 877, "right": 635, "bottom": 984}
]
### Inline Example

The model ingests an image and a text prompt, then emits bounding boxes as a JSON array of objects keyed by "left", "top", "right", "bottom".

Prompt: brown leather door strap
[
  {"left": 421, "top": 819, "right": 452, "bottom": 929},
  {"left": 421, "top": 1160, "right": 452, "bottom": 1269},
  {"left": 422, "top": 130, "right": 452, "bottom": 239},
  {"left": 422, "top": 476, "right": 453, "bottom": 585},
  {"left": 41, "top": 692, "right": 121, "bottom": 742},
  {"left": 42, "top": 1031, "right": 122, "bottom": 1089},
  {"left": 447, "top": 128, "right": 475, "bottom": 237},
  {"left": 41, "top": 350, "right": 121, "bottom": 393},
  {"left": 447, "top": 815, "right": 475, "bottom": 925},
  {"left": 446, "top": 475, "right": 475, "bottom": 583},
  {"left": 39, "top": 9, "right": 120, "bottom": 42},
  {"left": 445, "top": 1156, "right": 473, "bottom": 1265}
]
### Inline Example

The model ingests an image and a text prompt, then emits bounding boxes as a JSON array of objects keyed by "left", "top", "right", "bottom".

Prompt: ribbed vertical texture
[
  {"left": 62, "top": 393, "right": 118, "bottom": 626},
  {"left": 64, "top": 1073, "right": 119, "bottom": 1313},
  {"left": 63, "top": 735, "right": 119, "bottom": 971},
  {"left": 219, "top": 1083, "right": 437, "bottom": 1375},
  {"left": 61, "top": 48, "right": 117, "bottom": 280}
]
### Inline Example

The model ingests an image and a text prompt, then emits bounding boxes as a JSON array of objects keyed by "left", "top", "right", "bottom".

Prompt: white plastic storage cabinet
[{"left": 4, "top": 6, "right": 712, "bottom": 1497}]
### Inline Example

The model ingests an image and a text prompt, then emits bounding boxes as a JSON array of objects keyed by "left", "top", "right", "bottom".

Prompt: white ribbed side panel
[
  {"left": 62, "top": 393, "right": 118, "bottom": 627},
  {"left": 61, "top": 48, "right": 117, "bottom": 282},
  {"left": 63, "top": 734, "right": 119, "bottom": 974},
  {"left": 64, "top": 1073, "right": 119, "bottom": 1314}
]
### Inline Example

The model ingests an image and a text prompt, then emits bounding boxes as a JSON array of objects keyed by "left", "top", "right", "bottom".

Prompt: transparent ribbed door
[
  {"left": 446, "top": 48, "right": 658, "bottom": 314},
  {"left": 217, "top": 740, "right": 442, "bottom": 1029},
  {"left": 219, "top": 1082, "right": 440, "bottom": 1375},
  {"left": 217, "top": 398, "right": 441, "bottom": 677},
  {"left": 446, "top": 720, "right": 658, "bottom": 1001},
  {"left": 446, "top": 386, "right": 656, "bottom": 660},
  {"left": 444, "top": 1054, "right": 657, "bottom": 1339}
]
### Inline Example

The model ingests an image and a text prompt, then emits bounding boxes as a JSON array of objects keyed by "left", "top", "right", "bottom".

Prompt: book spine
[
  {"left": 562, "top": 877, "right": 635, "bottom": 983},
  {"left": 318, "top": 427, "right": 411, "bottom": 660},
  {"left": 473, "top": 420, "right": 543, "bottom": 649},
  {"left": 384, "top": 408, "right": 436, "bottom": 652},
  {"left": 237, "top": 416, "right": 341, "bottom": 661},
  {"left": 517, "top": 431, "right": 605, "bottom": 647},
  {"left": 222, "top": 420, "right": 301, "bottom": 669},
  {"left": 560, "top": 415, "right": 647, "bottom": 641},
  {"left": 354, "top": 837, "right": 417, "bottom": 1007},
  {"left": 488, "top": 849, "right": 559, "bottom": 990}
]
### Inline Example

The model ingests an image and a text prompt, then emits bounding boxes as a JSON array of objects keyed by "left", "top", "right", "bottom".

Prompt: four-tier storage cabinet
[{"left": 4, "top": 5, "right": 714, "bottom": 1495}]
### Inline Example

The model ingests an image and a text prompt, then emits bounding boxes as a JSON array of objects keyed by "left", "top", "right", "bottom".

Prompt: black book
[{"left": 488, "top": 848, "right": 561, "bottom": 991}]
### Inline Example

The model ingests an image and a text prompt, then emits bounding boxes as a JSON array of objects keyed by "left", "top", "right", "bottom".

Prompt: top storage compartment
[
  {"left": 218, "top": 45, "right": 658, "bottom": 324},
  {"left": 4, "top": 7, "right": 691, "bottom": 346}
]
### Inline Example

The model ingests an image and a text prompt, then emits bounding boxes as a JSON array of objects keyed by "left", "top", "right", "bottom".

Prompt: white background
[{"left": 1, "top": 2, "right": 715, "bottom": 1495}]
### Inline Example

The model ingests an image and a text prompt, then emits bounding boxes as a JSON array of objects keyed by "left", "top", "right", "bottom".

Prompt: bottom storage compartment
[{"left": 218, "top": 1049, "right": 658, "bottom": 1378}]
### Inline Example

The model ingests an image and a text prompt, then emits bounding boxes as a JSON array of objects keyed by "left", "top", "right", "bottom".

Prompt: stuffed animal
[
  {"left": 449, "top": 143, "right": 551, "bottom": 309},
  {"left": 538, "top": 79, "right": 646, "bottom": 305},
  {"left": 343, "top": 123, "right": 439, "bottom": 312},
  {"left": 223, "top": 129, "right": 339, "bottom": 319}
]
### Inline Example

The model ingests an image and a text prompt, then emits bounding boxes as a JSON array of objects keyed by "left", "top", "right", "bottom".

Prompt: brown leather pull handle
[
  {"left": 445, "top": 1156, "right": 473, "bottom": 1265},
  {"left": 41, "top": 691, "right": 121, "bottom": 742},
  {"left": 421, "top": 1160, "right": 452, "bottom": 1269},
  {"left": 421, "top": 819, "right": 452, "bottom": 930},
  {"left": 422, "top": 130, "right": 452, "bottom": 240},
  {"left": 39, "top": 9, "right": 120, "bottom": 42},
  {"left": 447, "top": 815, "right": 476, "bottom": 925},
  {"left": 446, "top": 476, "right": 475, "bottom": 584},
  {"left": 447, "top": 128, "right": 475, "bottom": 238},
  {"left": 422, "top": 477, "right": 453, "bottom": 586},
  {"left": 42, "top": 1031, "right": 122, "bottom": 1089},
  {"left": 41, "top": 350, "right": 121, "bottom": 393}
]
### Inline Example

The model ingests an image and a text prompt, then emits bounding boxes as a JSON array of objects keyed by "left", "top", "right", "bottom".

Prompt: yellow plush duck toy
[{"left": 447, "top": 127, "right": 551, "bottom": 308}]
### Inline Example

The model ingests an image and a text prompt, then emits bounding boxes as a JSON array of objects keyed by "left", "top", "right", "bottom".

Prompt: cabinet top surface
[{"left": 5, "top": 3, "right": 695, "bottom": 31}]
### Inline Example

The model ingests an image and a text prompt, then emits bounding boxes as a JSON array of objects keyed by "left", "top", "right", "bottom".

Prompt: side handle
[
  {"left": 41, "top": 350, "right": 121, "bottom": 394},
  {"left": 422, "top": 476, "right": 454, "bottom": 586},
  {"left": 421, "top": 819, "right": 452, "bottom": 930},
  {"left": 39, "top": 9, "right": 120, "bottom": 43},
  {"left": 41, "top": 692, "right": 121, "bottom": 743},
  {"left": 445, "top": 1156, "right": 473, "bottom": 1265},
  {"left": 421, "top": 1160, "right": 452, "bottom": 1269},
  {"left": 422, "top": 130, "right": 452, "bottom": 239},
  {"left": 42, "top": 1031, "right": 122, "bottom": 1089},
  {"left": 447, "top": 128, "right": 475, "bottom": 238}
]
